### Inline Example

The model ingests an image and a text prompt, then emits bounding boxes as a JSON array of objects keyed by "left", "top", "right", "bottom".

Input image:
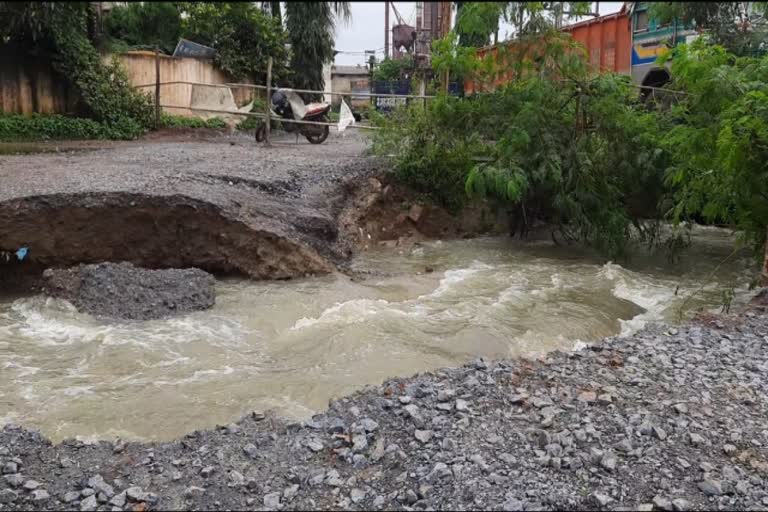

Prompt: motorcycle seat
[{"left": 304, "top": 103, "right": 330, "bottom": 118}]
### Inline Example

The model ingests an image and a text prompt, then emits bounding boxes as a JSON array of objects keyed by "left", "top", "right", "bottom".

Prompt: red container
[
  {"left": 464, "top": 7, "right": 632, "bottom": 95},
  {"left": 562, "top": 9, "right": 632, "bottom": 75}
]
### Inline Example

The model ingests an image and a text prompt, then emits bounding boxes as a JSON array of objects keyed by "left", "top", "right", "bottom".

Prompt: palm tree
[{"left": 283, "top": 2, "right": 350, "bottom": 98}]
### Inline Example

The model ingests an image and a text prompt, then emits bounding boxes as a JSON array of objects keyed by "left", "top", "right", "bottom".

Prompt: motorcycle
[{"left": 255, "top": 89, "right": 332, "bottom": 144}]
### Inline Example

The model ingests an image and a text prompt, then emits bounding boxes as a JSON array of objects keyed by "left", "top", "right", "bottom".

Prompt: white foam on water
[
  {"left": 492, "top": 280, "right": 530, "bottom": 307},
  {"left": 61, "top": 385, "right": 95, "bottom": 397},
  {"left": 154, "top": 366, "right": 235, "bottom": 386},
  {"left": 3, "top": 361, "right": 40, "bottom": 378},
  {"left": 419, "top": 261, "right": 493, "bottom": 300},
  {"left": 19, "top": 385, "right": 38, "bottom": 402},
  {"left": 291, "top": 299, "right": 413, "bottom": 331},
  {"left": 599, "top": 262, "right": 677, "bottom": 336},
  {"left": 572, "top": 340, "right": 588, "bottom": 351},
  {"left": 154, "top": 356, "right": 192, "bottom": 368},
  {"left": 11, "top": 297, "right": 112, "bottom": 346},
  {"left": 9, "top": 296, "right": 248, "bottom": 350}
]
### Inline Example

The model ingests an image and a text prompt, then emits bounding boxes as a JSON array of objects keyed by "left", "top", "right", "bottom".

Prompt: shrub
[
  {"left": 373, "top": 35, "right": 669, "bottom": 258},
  {"left": 159, "top": 114, "right": 227, "bottom": 130},
  {"left": 0, "top": 114, "right": 125, "bottom": 141}
]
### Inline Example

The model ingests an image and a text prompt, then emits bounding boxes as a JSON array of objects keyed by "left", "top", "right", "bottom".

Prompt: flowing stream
[{"left": 0, "top": 226, "right": 757, "bottom": 442}]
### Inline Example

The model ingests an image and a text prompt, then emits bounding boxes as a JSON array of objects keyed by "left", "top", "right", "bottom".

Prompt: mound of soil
[{"left": 42, "top": 262, "right": 215, "bottom": 320}]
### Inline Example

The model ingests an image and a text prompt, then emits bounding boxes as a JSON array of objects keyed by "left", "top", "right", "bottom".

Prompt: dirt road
[{"left": 0, "top": 130, "right": 382, "bottom": 284}]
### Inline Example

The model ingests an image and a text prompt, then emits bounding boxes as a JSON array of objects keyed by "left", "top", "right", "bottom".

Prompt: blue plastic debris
[{"left": 15, "top": 247, "right": 28, "bottom": 261}]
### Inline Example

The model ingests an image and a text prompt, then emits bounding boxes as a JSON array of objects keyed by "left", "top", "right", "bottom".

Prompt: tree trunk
[{"left": 270, "top": 1, "right": 282, "bottom": 24}]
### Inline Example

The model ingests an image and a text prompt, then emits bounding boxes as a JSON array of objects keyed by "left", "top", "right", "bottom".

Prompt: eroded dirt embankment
[
  {"left": 0, "top": 193, "right": 331, "bottom": 279},
  {"left": 0, "top": 132, "right": 510, "bottom": 290}
]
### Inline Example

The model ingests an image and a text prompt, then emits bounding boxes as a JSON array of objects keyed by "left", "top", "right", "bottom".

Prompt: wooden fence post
[
  {"left": 154, "top": 48, "right": 160, "bottom": 129},
  {"left": 265, "top": 56, "right": 273, "bottom": 146}
]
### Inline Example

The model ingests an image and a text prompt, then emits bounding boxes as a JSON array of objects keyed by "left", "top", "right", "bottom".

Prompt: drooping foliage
[
  {"left": 180, "top": 2, "right": 287, "bottom": 83},
  {"left": 659, "top": 39, "right": 768, "bottom": 257},
  {"left": 284, "top": 2, "right": 350, "bottom": 96},
  {"left": 455, "top": 2, "right": 502, "bottom": 47},
  {"left": 103, "top": 2, "right": 182, "bottom": 54},
  {"left": 504, "top": 2, "right": 593, "bottom": 35},
  {"left": 374, "top": 31, "right": 668, "bottom": 258},
  {"left": 0, "top": 2, "right": 154, "bottom": 138}
]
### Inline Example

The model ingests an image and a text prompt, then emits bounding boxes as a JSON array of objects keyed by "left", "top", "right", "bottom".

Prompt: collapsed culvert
[{"left": 0, "top": 192, "right": 334, "bottom": 290}]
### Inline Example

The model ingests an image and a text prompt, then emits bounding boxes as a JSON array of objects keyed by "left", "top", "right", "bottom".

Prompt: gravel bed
[
  {"left": 1, "top": 306, "right": 766, "bottom": 511},
  {"left": 42, "top": 262, "right": 216, "bottom": 320}
]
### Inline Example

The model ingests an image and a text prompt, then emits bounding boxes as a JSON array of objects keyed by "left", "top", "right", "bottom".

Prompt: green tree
[
  {"left": 373, "top": 56, "right": 413, "bottom": 81},
  {"left": 264, "top": 1, "right": 282, "bottom": 25},
  {"left": 455, "top": 2, "right": 502, "bottom": 47},
  {"left": 503, "top": 2, "right": 592, "bottom": 35},
  {"left": 434, "top": 2, "right": 593, "bottom": 92},
  {"left": 283, "top": 2, "right": 350, "bottom": 96},
  {"left": 649, "top": 2, "right": 768, "bottom": 57},
  {"left": 103, "top": 2, "right": 182, "bottom": 54},
  {"left": 181, "top": 2, "right": 287, "bottom": 83},
  {"left": 659, "top": 39, "right": 768, "bottom": 262},
  {"left": 374, "top": 32, "right": 668, "bottom": 257}
]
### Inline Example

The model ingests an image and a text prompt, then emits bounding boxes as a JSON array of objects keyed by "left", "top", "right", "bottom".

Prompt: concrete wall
[
  {"left": 331, "top": 74, "right": 370, "bottom": 106},
  {"left": 331, "top": 75, "right": 354, "bottom": 105}
]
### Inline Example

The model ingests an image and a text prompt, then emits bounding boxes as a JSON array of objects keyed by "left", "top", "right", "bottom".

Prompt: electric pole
[{"left": 384, "top": 1, "right": 390, "bottom": 60}]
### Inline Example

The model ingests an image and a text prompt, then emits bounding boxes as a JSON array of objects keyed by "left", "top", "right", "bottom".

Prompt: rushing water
[{"left": 0, "top": 227, "right": 757, "bottom": 442}]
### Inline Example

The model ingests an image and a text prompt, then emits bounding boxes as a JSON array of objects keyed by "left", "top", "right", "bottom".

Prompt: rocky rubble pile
[
  {"left": 0, "top": 309, "right": 766, "bottom": 511},
  {"left": 42, "top": 262, "right": 215, "bottom": 320}
]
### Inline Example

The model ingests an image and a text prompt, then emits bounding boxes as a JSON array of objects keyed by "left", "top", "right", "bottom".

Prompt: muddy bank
[
  {"left": 0, "top": 131, "right": 509, "bottom": 290},
  {"left": 0, "top": 192, "right": 333, "bottom": 281},
  {"left": 0, "top": 303, "right": 766, "bottom": 511}
]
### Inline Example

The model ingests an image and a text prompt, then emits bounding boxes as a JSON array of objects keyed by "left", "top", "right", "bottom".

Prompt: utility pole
[
  {"left": 368, "top": 53, "right": 376, "bottom": 108},
  {"left": 265, "top": 56, "right": 272, "bottom": 146},
  {"left": 384, "top": 1, "right": 390, "bottom": 60},
  {"left": 154, "top": 47, "right": 160, "bottom": 129}
]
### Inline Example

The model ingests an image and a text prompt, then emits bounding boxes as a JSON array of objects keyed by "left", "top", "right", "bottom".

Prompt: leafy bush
[
  {"left": 103, "top": 2, "right": 182, "bottom": 54},
  {"left": 236, "top": 99, "right": 267, "bottom": 132},
  {"left": 159, "top": 114, "right": 227, "bottom": 130},
  {"left": 0, "top": 114, "right": 127, "bottom": 141},
  {"left": 374, "top": 33, "right": 669, "bottom": 258},
  {"left": 660, "top": 39, "right": 768, "bottom": 255},
  {"left": 373, "top": 57, "right": 413, "bottom": 81},
  {"left": 181, "top": 2, "right": 288, "bottom": 84},
  {"left": 0, "top": 3, "right": 155, "bottom": 137}
]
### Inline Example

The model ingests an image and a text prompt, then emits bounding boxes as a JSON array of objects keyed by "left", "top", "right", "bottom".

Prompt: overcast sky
[{"left": 334, "top": 2, "right": 626, "bottom": 66}]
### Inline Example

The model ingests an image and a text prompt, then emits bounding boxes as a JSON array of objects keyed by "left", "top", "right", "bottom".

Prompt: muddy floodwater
[{"left": 0, "top": 227, "right": 757, "bottom": 442}]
